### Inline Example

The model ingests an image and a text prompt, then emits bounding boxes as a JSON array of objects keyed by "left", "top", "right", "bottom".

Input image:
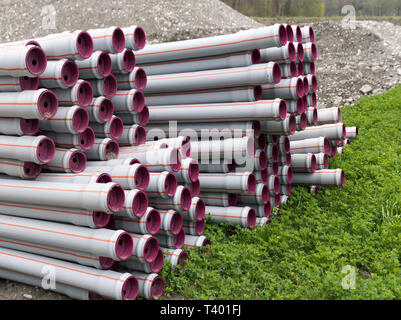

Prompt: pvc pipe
[
  {"left": 52, "top": 79, "right": 93, "bottom": 107},
  {"left": 0, "top": 89, "right": 58, "bottom": 119},
  {"left": 129, "top": 233, "right": 159, "bottom": 263},
  {"left": 289, "top": 123, "right": 346, "bottom": 142},
  {"left": 88, "top": 74, "right": 117, "bottom": 98},
  {"left": 317, "top": 107, "right": 342, "bottom": 125},
  {"left": 0, "top": 237, "right": 115, "bottom": 270},
  {"left": 34, "top": 171, "right": 112, "bottom": 185},
  {"left": 280, "top": 62, "right": 297, "bottom": 78},
  {"left": 346, "top": 127, "right": 358, "bottom": 139},
  {"left": 292, "top": 169, "right": 345, "bottom": 187},
  {"left": 285, "top": 98, "right": 304, "bottom": 114},
  {"left": 129, "top": 272, "right": 165, "bottom": 300},
  {"left": 280, "top": 183, "right": 292, "bottom": 196},
  {"left": 75, "top": 51, "right": 112, "bottom": 79},
  {"left": 267, "top": 175, "right": 281, "bottom": 195},
  {"left": 0, "top": 118, "right": 39, "bottom": 136},
  {"left": 278, "top": 165, "right": 293, "bottom": 185},
  {"left": 297, "top": 61, "right": 304, "bottom": 75},
  {"left": 158, "top": 210, "right": 183, "bottom": 236},
  {"left": 0, "top": 159, "right": 41, "bottom": 179},
  {"left": 91, "top": 115, "right": 123, "bottom": 140},
  {"left": 270, "top": 194, "right": 281, "bottom": 208},
  {"left": 254, "top": 168, "right": 268, "bottom": 184},
  {"left": 315, "top": 153, "right": 329, "bottom": 170},
  {"left": 199, "top": 192, "right": 237, "bottom": 207},
  {"left": 84, "top": 164, "right": 150, "bottom": 191},
  {"left": 307, "top": 93, "right": 317, "bottom": 107},
  {"left": 122, "top": 26, "right": 147, "bottom": 51},
  {"left": 283, "top": 24, "right": 294, "bottom": 42},
  {"left": 118, "top": 147, "right": 181, "bottom": 173},
  {"left": 267, "top": 162, "right": 279, "bottom": 176},
  {"left": 293, "top": 112, "right": 308, "bottom": 131},
  {"left": 119, "top": 125, "right": 147, "bottom": 146},
  {"left": 144, "top": 63, "right": 281, "bottom": 93},
  {"left": 330, "top": 144, "right": 338, "bottom": 158},
  {"left": 255, "top": 217, "right": 269, "bottom": 226},
  {"left": 260, "top": 114, "right": 296, "bottom": 136},
  {"left": 110, "top": 49, "right": 136, "bottom": 74},
  {"left": 237, "top": 183, "right": 269, "bottom": 205},
  {"left": 115, "top": 67, "right": 147, "bottom": 90},
  {"left": 0, "top": 135, "right": 55, "bottom": 164},
  {"left": 306, "top": 74, "right": 318, "bottom": 93},
  {"left": 114, "top": 207, "right": 161, "bottom": 235},
  {"left": 86, "top": 157, "right": 140, "bottom": 168},
  {"left": 291, "top": 153, "right": 317, "bottom": 173},
  {"left": 153, "top": 228, "right": 185, "bottom": 250},
  {"left": 289, "top": 137, "right": 331, "bottom": 155},
  {"left": 291, "top": 25, "right": 303, "bottom": 43},
  {"left": 253, "top": 149, "right": 267, "bottom": 171},
  {"left": 114, "top": 189, "right": 148, "bottom": 219},
  {"left": 120, "top": 249, "right": 164, "bottom": 274},
  {"left": 266, "top": 143, "right": 279, "bottom": 163},
  {"left": 87, "top": 27, "right": 126, "bottom": 53},
  {"left": 183, "top": 235, "right": 211, "bottom": 248},
  {"left": 112, "top": 89, "right": 145, "bottom": 113},
  {"left": 260, "top": 43, "right": 296, "bottom": 63},
  {"left": 0, "top": 246, "right": 137, "bottom": 300},
  {"left": 302, "top": 43, "right": 317, "bottom": 63},
  {"left": 198, "top": 172, "right": 256, "bottom": 194},
  {"left": 184, "top": 179, "right": 200, "bottom": 197},
  {"left": 301, "top": 26, "right": 315, "bottom": 43},
  {"left": 162, "top": 248, "right": 189, "bottom": 272},
  {"left": 135, "top": 25, "right": 286, "bottom": 64},
  {"left": 44, "top": 148, "right": 86, "bottom": 173},
  {"left": 0, "top": 201, "right": 110, "bottom": 228},
  {"left": 182, "top": 219, "right": 205, "bottom": 236},
  {"left": 0, "top": 214, "right": 132, "bottom": 260},
  {"left": 148, "top": 186, "right": 192, "bottom": 212},
  {"left": 145, "top": 86, "right": 262, "bottom": 106},
  {"left": 142, "top": 172, "right": 177, "bottom": 199},
  {"left": 303, "top": 62, "right": 315, "bottom": 75},
  {"left": 0, "top": 45, "right": 47, "bottom": 77},
  {"left": 176, "top": 197, "right": 206, "bottom": 222},
  {"left": 44, "top": 127, "right": 95, "bottom": 151},
  {"left": 198, "top": 163, "right": 236, "bottom": 174},
  {"left": 87, "top": 96, "right": 114, "bottom": 123},
  {"left": 292, "top": 42, "right": 304, "bottom": 62},
  {"left": 173, "top": 158, "right": 199, "bottom": 184},
  {"left": 140, "top": 50, "right": 260, "bottom": 76},
  {"left": 279, "top": 152, "right": 292, "bottom": 166},
  {"left": 245, "top": 203, "right": 271, "bottom": 218},
  {"left": 84, "top": 138, "right": 119, "bottom": 161},
  {"left": 146, "top": 136, "right": 192, "bottom": 158},
  {"left": 39, "top": 105, "right": 89, "bottom": 134},
  {"left": 205, "top": 205, "right": 256, "bottom": 229},
  {"left": 147, "top": 99, "right": 287, "bottom": 123},
  {"left": 115, "top": 107, "right": 149, "bottom": 126},
  {"left": 0, "top": 75, "right": 39, "bottom": 92},
  {"left": 39, "top": 59, "right": 79, "bottom": 89},
  {"left": 277, "top": 136, "right": 290, "bottom": 154},
  {"left": 305, "top": 107, "right": 318, "bottom": 126},
  {"left": 255, "top": 133, "right": 267, "bottom": 151}
]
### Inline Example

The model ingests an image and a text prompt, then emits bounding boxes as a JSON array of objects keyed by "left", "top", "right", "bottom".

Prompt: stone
[
  {"left": 360, "top": 85, "right": 373, "bottom": 95},
  {"left": 23, "top": 294, "right": 32, "bottom": 299}
]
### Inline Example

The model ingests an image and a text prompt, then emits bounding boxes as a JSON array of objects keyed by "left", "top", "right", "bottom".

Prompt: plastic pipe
[
  {"left": 270, "top": 194, "right": 281, "bottom": 208},
  {"left": 176, "top": 197, "right": 206, "bottom": 222},
  {"left": 205, "top": 205, "right": 256, "bottom": 229},
  {"left": 285, "top": 98, "right": 304, "bottom": 114},
  {"left": 315, "top": 153, "right": 329, "bottom": 170},
  {"left": 122, "top": 26, "right": 147, "bottom": 51},
  {"left": 255, "top": 217, "right": 269, "bottom": 226},
  {"left": 292, "top": 42, "right": 304, "bottom": 62},
  {"left": 112, "top": 89, "right": 145, "bottom": 113},
  {"left": 305, "top": 107, "right": 318, "bottom": 126},
  {"left": 174, "top": 158, "right": 199, "bottom": 184},
  {"left": 199, "top": 192, "right": 237, "bottom": 207},
  {"left": 75, "top": 51, "right": 112, "bottom": 79},
  {"left": 146, "top": 136, "right": 192, "bottom": 159},
  {"left": 0, "top": 45, "right": 47, "bottom": 77},
  {"left": 140, "top": 50, "right": 260, "bottom": 76},
  {"left": 278, "top": 152, "right": 292, "bottom": 166},
  {"left": 129, "top": 233, "right": 159, "bottom": 264},
  {"left": 237, "top": 183, "right": 269, "bottom": 205},
  {"left": 294, "top": 112, "right": 308, "bottom": 131},
  {"left": 0, "top": 89, "right": 58, "bottom": 120},
  {"left": 346, "top": 127, "right": 358, "bottom": 139},
  {"left": 182, "top": 219, "right": 205, "bottom": 236},
  {"left": 307, "top": 93, "right": 317, "bottom": 107},
  {"left": 44, "top": 127, "right": 95, "bottom": 151},
  {"left": 317, "top": 107, "right": 342, "bottom": 125},
  {"left": 88, "top": 74, "right": 117, "bottom": 98},
  {"left": 267, "top": 162, "right": 279, "bottom": 176},
  {"left": 110, "top": 49, "right": 136, "bottom": 74},
  {"left": 289, "top": 137, "right": 330, "bottom": 155},
  {"left": 278, "top": 165, "right": 293, "bottom": 185},
  {"left": 245, "top": 203, "right": 271, "bottom": 218},
  {"left": 91, "top": 115, "right": 123, "bottom": 140},
  {"left": 162, "top": 248, "right": 189, "bottom": 272},
  {"left": 267, "top": 175, "right": 281, "bottom": 196},
  {"left": 260, "top": 43, "right": 296, "bottom": 63},
  {"left": 281, "top": 183, "right": 292, "bottom": 196},
  {"left": 291, "top": 25, "right": 303, "bottom": 43},
  {"left": 292, "top": 169, "right": 345, "bottom": 187},
  {"left": 35, "top": 171, "right": 113, "bottom": 185},
  {"left": 113, "top": 189, "right": 148, "bottom": 219},
  {"left": 253, "top": 149, "right": 268, "bottom": 170},
  {"left": 87, "top": 96, "right": 114, "bottom": 123},
  {"left": 0, "top": 75, "right": 39, "bottom": 92},
  {"left": 39, "top": 59, "right": 79, "bottom": 89},
  {"left": 306, "top": 74, "right": 318, "bottom": 93},
  {"left": 144, "top": 63, "right": 281, "bottom": 93},
  {"left": 266, "top": 143, "right": 279, "bottom": 163},
  {"left": 142, "top": 172, "right": 177, "bottom": 199},
  {"left": 119, "top": 125, "right": 147, "bottom": 146},
  {"left": 52, "top": 79, "right": 93, "bottom": 107},
  {"left": 301, "top": 26, "right": 315, "bottom": 43},
  {"left": 145, "top": 86, "right": 261, "bottom": 106},
  {"left": 115, "top": 107, "right": 149, "bottom": 127},
  {"left": 153, "top": 228, "right": 185, "bottom": 250},
  {"left": 0, "top": 246, "right": 137, "bottom": 300},
  {"left": 0, "top": 118, "right": 39, "bottom": 136},
  {"left": 198, "top": 172, "right": 256, "bottom": 195},
  {"left": 135, "top": 24, "right": 286, "bottom": 64},
  {"left": 183, "top": 234, "right": 211, "bottom": 248},
  {"left": 0, "top": 159, "right": 41, "bottom": 179},
  {"left": 115, "top": 67, "right": 147, "bottom": 90},
  {"left": 114, "top": 207, "right": 161, "bottom": 235},
  {"left": 157, "top": 210, "right": 183, "bottom": 236},
  {"left": 87, "top": 27, "right": 126, "bottom": 53},
  {"left": 277, "top": 136, "right": 290, "bottom": 154},
  {"left": 198, "top": 163, "right": 236, "bottom": 174},
  {"left": 291, "top": 153, "right": 317, "bottom": 173},
  {"left": 84, "top": 138, "right": 119, "bottom": 161},
  {"left": 289, "top": 123, "right": 346, "bottom": 142},
  {"left": 283, "top": 24, "right": 294, "bottom": 42},
  {"left": 86, "top": 157, "right": 140, "bottom": 168},
  {"left": 44, "top": 148, "right": 86, "bottom": 173},
  {"left": 184, "top": 179, "right": 200, "bottom": 197},
  {"left": 129, "top": 272, "right": 164, "bottom": 300},
  {"left": 148, "top": 186, "right": 192, "bottom": 212},
  {"left": 297, "top": 61, "right": 304, "bottom": 76},
  {"left": 148, "top": 99, "right": 286, "bottom": 123},
  {"left": 120, "top": 249, "right": 164, "bottom": 274},
  {"left": 254, "top": 169, "right": 268, "bottom": 184},
  {"left": 280, "top": 61, "right": 297, "bottom": 79},
  {"left": 39, "top": 105, "right": 89, "bottom": 134},
  {"left": 261, "top": 114, "right": 296, "bottom": 136},
  {"left": 302, "top": 42, "right": 317, "bottom": 62}
]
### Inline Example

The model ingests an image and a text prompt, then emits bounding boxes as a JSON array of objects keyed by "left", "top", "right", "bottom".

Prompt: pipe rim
[
  {"left": 146, "top": 209, "right": 161, "bottom": 235},
  {"left": 228, "top": 193, "right": 237, "bottom": 206},
  {"left": 289, "top": 61, "right": 297, "bottom": 77},
  {"left": 121, "top": 276, "right": 138, "bottom": 300},
  {"left": 180, "top": 187, "right": 192, "bottom": 211},
  {"left": 149, "top": 249, "right": 164, "bottom": 273},
  {"left": 96, "top": 173, "right": 113, "bottom": 183},
  {"left": 112, "top": 27, "right": 126, "bottom": 53},
  {"left": 77, "top": 80, "right": 94, "bottom": 107},
  {"left": 36, "top": 136, "right": 55, "bottom": 164},
  {"left": 165, "top": 173, "right": 178, "bottom": 197},
  {"left": 278, "top": 24, "right": 288, "bottom": 46},
  {"left": 68, "top": 149, "right": 86, "bottom": 173},
  {"left": 104, "top": 139, "right": 119, "bottom": 160},
  {"left": 79, "top": 127, "right": 95, "bottom": 150},
  {"left": 38, "top": 90, "right": 58, "bottom": 119},
  {"left": 189, "top": 179, "right": 200, "bottom": 197},
  {"left": 296, "top": 26, "right": 303, "bottom": 43},
  {"left": 99, "top": 256, "right": 115, "bottom": 270},
  {"left": 72, "top": 107, "right": 89, "bottom": 133},
  {"left": 138, "top": 105, "right": 149, "bottom": 126},
  {"left": 107, "top": 183, "right": 125, "bottom": 213},
  {"left": 286, "top": 25, "right": 294, "bottom": 43},
  {"left": 171, "top": 211, "right": 183, "bottom": 235},
  {"left": 134, "top": 165, "right": 150, "bottom": 191},
  {"left": 247, "top": 208, "right": 256, "bottom": 229},
  {"left": 76, "top": 31, "right": 93, "bottom": 59},
  {"left": 97, "top": 52, "right": 112, "bottom": 78},
  {"left": 23, "top": 161, "right": 42, "bottom": 178},
  {"left": 174, "top": 228, "right": 185, "bottom": 249},
  {"left": 150, "top": 275, "right": 165, "bottom": 300},
  {"left": 272, "top": 63, "right": 281, "bottom": 84},
  {"left": 134, "top": 67, "right": 147, "bottom": 90},
  {"left": 144, "top": 236, "right": 159, "bottom": 263},
  {"left": 132, "top": 90, "right": 145, "bottom": 112},
  {"left": 25, "top": 46, "right": 47, "bottom": 76},
  {"left": 103, "top": 74, "right": 117, "bottom": 98},
  {"left": 132, "top": 190, "right": 148, "bottom": 218},
  {"left": 115, "top": 231, "right": 133, "bottom": 260},
  {"left": 61, "top": 60, "right": 79, "bottom": 87},
  {"left": 247, "top": 173, "right": 257, "bottom": 193},
  {"left": 288, "top": 42, "right": 296, "bottom": 62},
  {"left": 134, "top": 125, "right": 147, "bottom": 145},
  {"left": 20, "top": 118, "right": 40, "bottom": 136},
  {"left": 109, "top": 116, "right": 123, "bottom": 140},
  {"left": 123, "top": 49, "right": 136, "bottom": 73},
  {"left": 92, "top": 211, "right": 111, "bottom": 228},
  {"left": 253, "top": 85, "right": 262, "bottom": 101},
  {"left": 251, "top": 49, "right": 261, "bottom": 64},
  {"left": 133, "top": 26, "right": 147, "bottom": 50},
  {"left": 98, "top": 97, "right": 114, "bottom": 122},
  {"left": 20, "top": 76, "right": 39, "bottom": 90},
  {"left": 297, "top": 61, "right": 304, "bottom": 76}
]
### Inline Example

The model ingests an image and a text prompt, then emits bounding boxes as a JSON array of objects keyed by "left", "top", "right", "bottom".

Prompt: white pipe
[
  {"left": 114, "top": 207, "right": 161, "bottom": 235},
  {"left": 115, "top": 106, "right": 149, "bottom": 126},
  {"left": 0, "top": 76, "right": 39, "bottom": 92},
  {"left": 112, "top": 89, "right": 145, "bottom": 113},
  {"left": 205, "top": 205, "right": 256, "bottom": 229},
  {"left": 87, "top": 74, "right": 117, "bottom": 98},
  {"left": 176, "top": 196, "right": 206, "bottom": 222},
  {"left": 182, "top": 219, "right": 205, "bottom": 236},
  {"left": 292, "top": 169, "right": 345, "bottom": 187},
  {"left": 289, "top": 123, "right": 346, "bottom": 142},
  {"left": 260, "top": 43, "right": 296, "bottom": 63},
  {"left": 153, "top": 228, "right": 185, "bottom": 250},
  {"left": 87, "top": 27, "right": 126, "bottom": 53},
  {"left": 280, "top": 61, "right": 297, "bottom": 78},
  {"left": 198, "top": 163, "right": 236, "bottom": 174},
  {"left": 162, "top": 248, "right": 189, "bottom": 272},
  {"left": 148, "top": 186, "right": 192, "bottom": 212},
  {"left": 129, "top": 272, "right": 165, "bottom": 300},
  {"left": 237, "top": 183, "right": 269, "bottom": 205},
  {"left": 120, "top": 248, "right": 164, "bottom": 274},
  {"left": 75, "top": 51, "right": 112, "bottom": 79},
  {"left": 289, "top": 137, "right": 331, "bottom": 155},
  {"left": 0, "top": 118, "right": 39, "bottom": 136},
  {"left": 44, "top": 148, "right": 86, "bottom": 173},
  {"left": 115, "top": 67, "right": 147, "bottom": 90},
  {"left": 305, "top": 106, "right": 318, "bottom": 126},
  {"left": 345, "top": 127, "right": 358, "bottom": 139},
  {"left": 119, "top": 125, "right": 147, "bottom": 146},
  {"left": 157, "top": 210, "right": 183, "bottom": 236},
  {"left": 39, "top": 59, "right": 79, "bottom": 89},
  {"left": 255, "top": 217, "right": 269, "bottom": 227},
  {"left": 301, "top": 26, "right": 315, "bottom": 43},
  {"left": 145, "top": 136, "right": 192, "bottom": 159},
  {"left": 84, "top": 138, "right": 119, "bottom": 161},
  {"left": 87, "top": 96, "right": 114, "bottom": 123},
  {"left": 280, "top": 183, "right": 292, "bottom": 196},
  {"left": 51, "top": 79, "right": 93, "bottom": 107},
  {"left": 44, "top": 127, "right": 95, "bottom": 151},
  {"left": 39, "top": 105, "right": 89, "bottom": 134},
  {"left": 183, "top": 235, "right": 211, "bottom": 248},
  {"left": 122, "top": 26, "right": 147, "bottom": 51},
  {"left": 260, "top": 114, "right": 297, "bottom": 136},
  {"left": 317, "top": 107, "right": 342, "bottom": 125},
  {"left": 110, "top": 49, "right": 136, "bottom": 74},
  {"left": 90, "top": 115, "right": 123, "bottom": 140},
  {"left": 114, "top": 189, "right": 148, "bottom": 219},
  {"left": 198, "top": 172, "right": 257, "bottom": 194},
  {"left": 129, "top": 233, "right": 160, "bottom": 264},
  {"left": 245, "top": 203, "right": 271, "bottom": 218},
  {"left": 199, "top": 192, "right": 237, "bottom": 207},
  {"left": 315, "top": 153, "right": 329, "bottom": 170},
  {"left": 291, "top": 153, "right": 317, "bottom": 173},
  {"left": 278, "top": 165, "right": 293, "bottom": 185},
  {"left": 0, "top": 159, "right": 41, "bottom": 179}
]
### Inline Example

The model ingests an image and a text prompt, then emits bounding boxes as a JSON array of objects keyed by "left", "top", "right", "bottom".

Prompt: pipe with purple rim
[
  {"left": 302, "top": 42, "right": 318, "bottom": 62},
  {"left": 87, "top": 96, "right": 114, "bottom": 123},
  {"left": 129, "top": 233, "right": 159, "bottom": 264},
  {"left": 301, "top": 26, "right": 315, "bottom": 44},
  {"left": 162, "top": 248, "right": 189, "bottom": 272},
  {"left": 44, "top": 127, "right": 95, "bottom": 151},
  {"left": 39, "top": 59, "right": 79, "bottom": 89},
  {"left": 289, "top": 137, "right": 331, "bottom": 156},
  {"left": 262, "top": 77, "right": 304, "bottom": 100},
  {"left": 205, "top": 205, "right": 256, "bottom": 229},
  {"left": 317, "top": 107, "right": 342, "bottom": 125},
  {"left": 293, "top": 112, "right": 308, "bottom": 131},
  {"left": 291, "top": 25, "right": 303, "bottom": 43},
  {"left": 120, "top": 248, "right": 164, "bottom": 274},
  {"left": 0, "top": 76, "right": 39, "bottom": 92},
  {"left": 289, "top": 123, "right": 346, "bottom": 142},
  {"left": 52, "top": 79, "right": 93, "bottom": 107},
  {"left": 115, "top": 105, "right": 149, "bottom": 127},
  {"left": 115, "top": 67, "right": 147, "bottom": 90},
  {"left": 90, "top": 115, "right": 123, "bottom": 140},
  {"left": 88, "top": 74, "right": 117, "bottom": 98},
  {"left": 0, "top": 118, "right": 39, "bottom": 136},
  {"left": 153, "top": 228, "right": 185, "bottom": 250},
  {"left": 260, "top": 43, "right": 296, "bottom": 63},
  {"left": 184, "top": 179, "right": 200, "bottom": 197},
  {"left": 84, "top": 138, "right": 119, "bottom": 161},
  {"left": 157, "top": 210, "right": 184, "bottom": 236},
  {"left": 198, "top": 172, "right": 257, "bottom": 195},
  {"left": 44, "top": 148, "right": 86, "bottom": 173},
  {"left": 176, "top": 196, "right": 206, "bottom": 222},
  {"left": 305, "top": 107, "right": 318, "bottom": 126},
  {"left": 146, "top": 136, "right": 191, "bottom": 159},
  {"left": 0, "top": 159, "right": 41, "bottom": 179},
  {"left": 112, "top": 89, "right": 145, "bottom": 113},
  {"left": 267, "top": 175, "right": 281, "bottom": 196},
  {"left": 183, "top": 234, "right": 211, "bottom": 248},
  {"left": 266, "top": 143, "right": 279, "bottom": 163},
  {"left": 293, "top": 169, "right": 345, "bottom": 187},
  {"left": 145, "top": 172, "right": 177, "bottom": 199},
  {"left": 119, "top": 125, "right": 147, "bottom": 146},
  {"left": 278, "top": 165, "right": 293, "bottom": 185},
  {"left": 246, "top": 203, "right": 271, "bottom": 218},
  {"left": 110, "top": 49, "right": 136, "bottom": 74},
  {"left": 280, "top": 61, "right": 297, "bottom": 79},
  {"left": 75, "top": 51, "right": 112, "bottom": 79},
  {"left": 291, "top": 153, "right": 317, "bottom": 173},
  {"left": 182, "top": 219, "right": 205, "bottom": 236},
  {"left": 148, "top": 186, "right": 192, "bottom": 212},
  {"left": 130, "top": 272, "right": 165, "bottom": 300},
  {"left": 40, "top": 106, "right": 89, "bottom": 134},
  {"left": 87, "top": 27, "right": 126, "bottom": 53},
  {"left": 281, "top": 183, "right": 292, "bottom": 196},
  {"left": 114, "top": 189, "right": 148, "bottom": 219},
  {"left": 306, "top": 74, "right": 318, "bottom": 94},
  {"left": 237, "top": 183, "right": 269, "bottom": 205},
  {"left": 122, "top": 26, "right": 147, "bottom": 51},
  {"left": 114, "top": 207, "right": 161, "bottom": 235}
]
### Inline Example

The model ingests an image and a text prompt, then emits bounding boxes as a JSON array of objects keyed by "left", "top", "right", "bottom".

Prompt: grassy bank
[
  {"left": 253, "top": 16, "right": 401, "bottom": 26},
  {"left": 160, "top": 86, "right": 401, "bottom": 299}
]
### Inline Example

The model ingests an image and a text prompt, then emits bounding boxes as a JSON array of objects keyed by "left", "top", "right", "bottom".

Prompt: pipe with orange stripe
[
  {"left": 146, "top": 136, "right": 192, "bottom": 159},
  {"left": 302, "top": 42, "right": 318, "bottom": 62},
  {"left": 292, "top": 169, "right": 345, "bottom": 187},
  {"left": 198, "top": 171, "right": 257, "bottom": 195},
  {"left": 157, "top": 210, "right": 184, "bottom": 236},
  {"left": 39, "top": 105, "right": 89, "bottom": 134},
  {"left": 86, "top": 96, "right": 114, "bottom": 123},
  {"left": 0, "top": 159, "right": 41, "bottom": 179},
  {"left": 184, "top": 179, "right": 200, "bottom": 197},
  {"left": 0, "top": 214, "right": 132, "bottom": 260},
  {"left": 293, "top": 112, "right": 308, "bottom": 131},
  {"left": 39, "top": 59, "right": 79, "bottom": 89},
  {"left": 182, "top": 219, "right": 205, "bottom": 236},
  {"left": 90, "top": 115, "right": 123, "bottom": 140},
  {"left": 265, "top": 143, "right": 279, "bottom": 163},
  {"left": 139, "top": 50, "right": 261, "bottom": 76},
  {"left": 278, "top": 152, "right": 292, "bottom": 166},
  {"left": 0, "top": 200, "right": 110, "bottom": 228},
  {"left": 84, "top": 137, "right": 119, "bottom": 161},
  {"left": 87, "top": 27, "right": 125, "bottom": 53},
  {"left": 0, "top": 246, "right": 137, "bottom": 300},
  {"left": 306, "top": 74, "right": 318, "bottom": 94},
  {"left": 115, "top": 105, "right": 149, "bottom": 126},
  {"left": 289, "top": 137, "right": 331, "bottom": 156},
  {"left": 0, "top": 89, "right": 58, "bottom": 120},
  {"left": 148, "top": 98, "right": 286, "bottom": 124},
  {"left": 270, "top": 194, "right": 281, "bottom": 209},
  {"left": 75, "top": 51, "right": 112, "bottom": 79},
  {"left": 120, "top": 248, "right": 164, "bottom": 274},
  {"left": 129, "top": 233, "right": 159, "bottom": 264},
  {"left": 135, "top": 24, "right": 286, "bottom": 64},
  {"left": 306, "top": 92, "right": 317, "bottom": 107},
  {"left": 115, "top": 67, "right": 147, "bottom": 90},
  {"left": 114, "top": 207, "right": 161, "bottom": 235},
  {"left": 266, "top": 162, "right": 279, "bottom": 176},
  {"left": 148, "top": 185, "right": 192, "bottom": 212},
  {"left": 0, "top": 118, "right": 39, "bottom": 136},
  {"left": 122, "top": 26, "right": 146, "bottom": 51},
  {"left": 280, "top": 183, "right": 292, "bottom": 197},
  {"left": 237, "top": 183, "right": 269, "bottom": 205},
  {"left": 44, "top": 127, "right": 95, "bottom": 151},
  {"left": 246, "top": 203, "right": 271, "bottom": 218},
  {"left": 261, "top": 113, "right": 297, "bottom": 136},
  {"left": 315, "top": 153, "right": 329, "bottom": 170},
  {"left": 301, "top": 26, "right": 315, "bottom": 44},
  {"left": 162, "top": 248, "right": 189, "bottom": 272},
  {"left": 260, "top": 42, "right": 296, "bottom": 63},
  {"left": 278, "top": 165, "right": 293, "bottom": 185},
  {"left": 119, "top": 125, "right": 147, "bottom": 146},
  {"left": 144, "top": 62, "right": 281, "bottom": 93},
  {"left": 110, "top": 49, "right": 136, "bottom": 74},
  {"left": 88, "top": 74, "right": 117, "bottom": 98},
  {"left": 0, "top": 177, "right": 124, "bottom": 213},
  {"left": 146, "top": 171, "right": 177, "bottom": 199},
  {"left": 35, "top": 171, "right": 112, "bottom": 185},
  {"left": 304, "top": 62, "right": 315, "bottom": 75},
  {"left": 282, "top": 24, "right": 294, "bottom": 42},
  {"left": 205, "top": 205, "right": 256, "bottom": 229},
  {"left": 44, "top": 148, "right": 86, "bottom": 173},
  {"left": 297, "top": 61, "right": 305, "bottom": 76},
  {"left": 305, "top": 107, "right": 318, "bottom": 126},
  {"left": 285, "top": 98, "right": 304, "bottom": 115},
  {"left": 0, "top": 135, "right": 55, "bottom": 164},
  {"left": 0, "top": 45, "right": 47, "bottom": 77},
  {"left": 262, "top": 77, "right": 304, "bottom": 100},
  {"left": 114, "top": 189, "right": 148, "bottom": 219},
  {"left": 176, "top": 196, "right": 206, "bottom": 222},
  {"left": 0, "top": 237, "right": 115, "bottom": 270},
  {"left": 198, "top": 162, "right": 236, "bottom": 174},
  {"left": 252, "top": 149, "right": 268, "bottom": 171},
  {"left": 84, "top": 163, "right": 149, "bottom": 190},
  {"left": 153, "top": 228, "right": 185, "bottom": 250},
  {"left": 183, "top": 234, "right": 211, "bottom": 248},
  {"left": 345, "top": 127, "right": 358, "bottom": 139},
  {"left": 0, "top": 75, "right": 39, "bottom": 92},
  {"left": 86, "top": 157, "right": 139, "bottom": 168},
  {"left": 280, "top": 61, "right": 297, "bottom": 78},
  {"left": 112, "top": 89, "right": 145, "bottom": 113},
  {"left": 199, "top": 192, "right": 237, "bottom": 207},
  {"left": 256, "top": 133, "right": 267, "bottom": 150},
  {"left": 128, "top": 271, "right": 164, "bottom": 300},
  {"left": 290, "top": 25, "right": 303, "bottom": 43},
  {"left": 267, "top": 175, "right": 281, "bottom": 196},
  {"left": 52, "top": 79, "right": 93, "bottom": 107},
  {"left": 256, "top": 217, "right": 269, "bottom": 227},
  {"left": 289, "top": 123, "right": 346, "bottom": 142},
  {"left": 277, "top": 136, "right": 290, "bottom": 154},
  {"left": 291, "top": 153, "right": 317, "bottom": 173},
  {"left": 317, "top": 107, "right": 342, "bottom": 125}
]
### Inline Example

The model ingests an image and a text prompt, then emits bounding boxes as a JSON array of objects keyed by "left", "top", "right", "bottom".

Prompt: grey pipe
[
  {"left": 205, "top": 205, "right": 256, "bottom": 229},
  {"left": 75, "top": 51, "right": 112, "bottom": 79},
  {"left": 162, "top": 248, "right": 189, "bottom": 272},
  {"left": 176, "top": 196, "right": 206, "bottom": 222},
  {"left": 146, "top": 172, "right": 177, "bottom": 199},
  {"left": 114, "top": 207, "right": 161, "bottom": 235},
  {"left": 148, "top": 186, "right": 192, "bottom": 212},
  {"left": 119, "top": 125, "right": 147, "bottom": 146},
  {"left": 182, "top": 219, "right": 205, "bottom": 236},
  {"left": 198, "top": 163, "right": 236, "bottom": 174},
  {"left": 84, "top": 138, "right": 119, "bottom": 161},
  {"left": 52, "top": 79, "right": 93, "bottom": 107},
  {"left": 110, "top": 49, "right": 136, "bottom": 74},
  {"left": 90, "top": 115, "right": 123, "bottom": 140},
  {"left": 157, "top": 210, "right": 183, "bottom": 236},
  {"left": 314, "top": 153, "right": 329, "bottom": 170},
  {"left": 145, "top": 136, "right": 192, "bottom": 159},
  {"left": 245, "top": 203, "right": 271, "bottom": 218},
  {"left": 292, "top": 169, "right": 345, "bottom": 187},
  {"left": 345, "top": 127, "right": 358, "bottom": 139},
  {"left": 280, "top": 62, "right": 297, "bottom": 78},
  {"left": 301, "top": 26, "right": 315, "bottom": 43},
  {"left": 39, "top": 59, "right": 79, "bottom": 89},
  {"left": 285, "top": 98, "right": 304, "bottom": 114},
  {"left": 115, "top": 106, "right": 149, "bottom": 127},
  {"left": 317, "top": 107, "right": 342, "bottom": 125},
  {"left": 129, "top": 272, "right": 165, "bottom": 300},
  {"left": 114, "top": 189, "right": 148, "bottom": 219},
  {"left": 254, "top": 168, "right": 268, "bottom": 184},
  {"left": 289, "top": 123, "right": 346, "bottom": 142},
  {"left": 183, "top": 235, "right": 211, "bottom": 248},
  {"left": 44, "top": 148, "right": 86, "bottom": 173},
  {"left": 280, "top": 183, "right": 292, "bottom": 196},
  {"left": 115, "top": 67, "right": 147, "bottom": 90},
  {"left": 291, "top": 153, "right": 317, "bottom": 173},
  {"left": 39, "top": 105, "right": 89, "bottom": 134},
  {"left": 122, "top": 26, "right": 147, "bottom": 51},
  {"left": 237, "top": 183, "right": 269, "bottom": 205},
  {"left": 0, "top": 159, "right": 41, "bottom": 179},
  {"left": 305, "top": 106, "right": 318, "bottom": 126},
  {"left": 199, "top": 192, "right": 237, "bottom": 207},
  {"left": 255, "top": 217, "right": 269, "bottom": 227},
  {"left": 0, "top": 76, "right": 39, "bottom": 92},
  {"left": 87, "top": 27, "right": 125, "bottom": 53},
  {"left": 278, "top": 165, "right": 293, "bottom": 185},
  {"left": 260, "top": 43, "right": 296, "bottom": 63},
  {"left": 87, "top": 74, "right": 117, "bottom": 98},
  {"left": 87, "top": 96, "right": 114, "bottom": 123},
  {"left": 44, "top": 127, "right": 95, "bottom": 151},
  {"left": 112, "top": 89, "right": 145, "bottom": 113},
  {"left": 289, "top": 137, "right": 331, "bottom": 155},
  {"left": 153, "top": 228, "right": 185, "bottom": 250},
  {"left": 261, "top": 114, "right": 296, "bottom": 136},
  {"left": 120, "top": 248, "right": 164, "bottom": 274},
  {"left": 184, "top": 179, "right": 200, "bottom": 197},
  {"left": 198, "top": 172, "right": 257, "bottom": 194}
]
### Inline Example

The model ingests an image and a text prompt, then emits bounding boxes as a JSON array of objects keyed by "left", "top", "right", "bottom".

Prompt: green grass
[
  {"left": 253, "top": 16, "right": 401, "bottom": 26},
  {"left": 160, "top": 86, "right": 401, "bottom": 299}
]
